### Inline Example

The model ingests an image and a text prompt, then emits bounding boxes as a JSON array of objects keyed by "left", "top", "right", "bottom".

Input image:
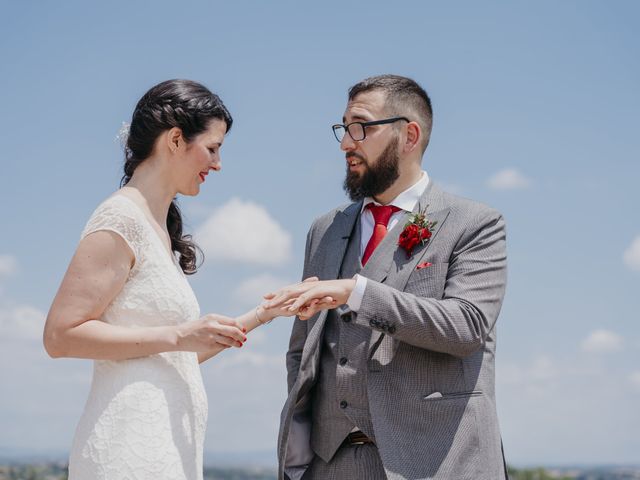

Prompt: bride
[{"left": 43, "top": 79, "right": 300, "bottom": 480}]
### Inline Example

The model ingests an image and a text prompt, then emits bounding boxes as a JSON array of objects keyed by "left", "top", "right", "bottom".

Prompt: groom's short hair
[{"left": 348, "top": 74, "right": 433, "bottom": 154}]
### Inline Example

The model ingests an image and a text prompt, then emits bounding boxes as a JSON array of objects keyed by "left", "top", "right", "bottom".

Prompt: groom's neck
[{"left": 373, "top": 161, "right": 423, "bottom": 205}]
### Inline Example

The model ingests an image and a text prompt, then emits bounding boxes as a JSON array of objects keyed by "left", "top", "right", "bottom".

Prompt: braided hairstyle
[{"left": 121, "top": 79, "right": 233, "bottom": 274}]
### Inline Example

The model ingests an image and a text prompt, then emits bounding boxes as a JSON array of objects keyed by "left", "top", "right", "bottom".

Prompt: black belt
[{"left": 343, "top": 430, "right": 375, "bottom": 446}]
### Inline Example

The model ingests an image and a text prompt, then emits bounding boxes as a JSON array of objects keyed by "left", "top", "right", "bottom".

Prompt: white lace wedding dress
[{"left": 68, "top": 194, "right": 207, "bottom": 480}]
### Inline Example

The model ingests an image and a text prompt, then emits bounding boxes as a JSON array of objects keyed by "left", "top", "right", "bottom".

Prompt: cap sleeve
[{"left": 81, "top": 196, "right": 145, "bottom": 262}]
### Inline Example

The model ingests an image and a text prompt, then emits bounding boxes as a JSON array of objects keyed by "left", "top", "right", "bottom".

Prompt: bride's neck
[{"left": 124, "top": 162, "right": 176, "bottom": 225}]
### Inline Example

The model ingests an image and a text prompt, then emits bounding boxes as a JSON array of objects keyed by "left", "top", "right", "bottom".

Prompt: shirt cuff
[{"left": 346, "top": 274, "right": 367, "bottom": 312}]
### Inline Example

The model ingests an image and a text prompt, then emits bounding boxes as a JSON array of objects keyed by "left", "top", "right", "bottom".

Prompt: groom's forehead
[{"left": 343, "top": 90, "right": 387, "bottom": 121}]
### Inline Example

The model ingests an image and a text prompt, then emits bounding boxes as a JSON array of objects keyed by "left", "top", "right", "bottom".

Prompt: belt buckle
[{"left": 348, "top": 431, "right": 371, "bottom": 445}]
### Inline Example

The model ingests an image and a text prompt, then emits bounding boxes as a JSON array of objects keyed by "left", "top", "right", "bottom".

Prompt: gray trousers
[{"left": 303, "top": 444, "right": 387, "bottom": 480}]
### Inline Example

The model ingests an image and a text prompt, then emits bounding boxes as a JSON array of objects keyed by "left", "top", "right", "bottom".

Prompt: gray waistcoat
[{"left": 310, "top": 221, "right": 377, "bottom": 463}]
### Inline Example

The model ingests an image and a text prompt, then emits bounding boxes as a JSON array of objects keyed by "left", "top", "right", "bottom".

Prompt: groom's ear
[{"left": 402, "top": 121, "right": 422, "bottom": 154}]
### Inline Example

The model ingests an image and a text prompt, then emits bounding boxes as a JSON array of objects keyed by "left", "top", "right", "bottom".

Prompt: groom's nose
[{"left": 340, "top": 133, "right": 356, "bottom": 152}]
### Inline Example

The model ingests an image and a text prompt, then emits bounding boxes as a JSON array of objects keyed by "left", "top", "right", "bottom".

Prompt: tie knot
[{"left": 366, "top": 204, "right": 401, "bottom": 226}]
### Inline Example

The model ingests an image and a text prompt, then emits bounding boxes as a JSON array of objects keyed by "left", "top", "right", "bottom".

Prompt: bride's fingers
[
  {"left": 211, "top": 324, "right": 246, "bottom": 343},
  {"left": 216, "top": 317, "right": 246, "bottom": 333},
  {"left": 212, "top": 334, "right": 241, "bottom": 348},
  {"left": 302, "top": 276, "right": 319, "bottom": 283},
  {"left": 263, "top": 292, "right": 276, "bottom": 300}
]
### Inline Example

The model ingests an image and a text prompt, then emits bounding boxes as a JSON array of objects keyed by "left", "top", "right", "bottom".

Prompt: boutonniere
[{"left": 398, "top": 206, "right": 437, "bottom": 257}]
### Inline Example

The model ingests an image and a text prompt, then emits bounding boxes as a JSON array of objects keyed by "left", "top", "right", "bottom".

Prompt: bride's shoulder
[
  {"left": 87, "top": 192, "right": 142, "bottom": 220},
  {"left": 81, "top": 192, "right": 146, "bottom": 250}
]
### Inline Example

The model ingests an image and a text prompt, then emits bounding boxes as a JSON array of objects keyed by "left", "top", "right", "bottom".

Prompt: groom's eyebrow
[{"left": 343, "top": 114, "right": 369, "bottom": 123}]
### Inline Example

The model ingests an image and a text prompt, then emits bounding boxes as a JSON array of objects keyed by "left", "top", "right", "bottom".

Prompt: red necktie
[{"left": 362, "top": 204, "right": 401, "bottom": 266}]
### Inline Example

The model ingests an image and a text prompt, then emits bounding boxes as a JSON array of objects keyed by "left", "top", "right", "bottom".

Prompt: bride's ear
[{"left": 166, "top": 127, "right": 183, "bottom": 154}]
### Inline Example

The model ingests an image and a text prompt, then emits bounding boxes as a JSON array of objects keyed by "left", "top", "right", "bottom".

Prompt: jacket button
[
  {"left": 343, "top": 316, "right": 351, "bottom": 323},
  {"left": 340, "top": 400, "right": 348, "bottom": 409},
  {"left": 388, "top": 325, "right": 396, "bottom": 334},
  {"left": 339, "top": 357, "right": 348, "bottom": 366}
]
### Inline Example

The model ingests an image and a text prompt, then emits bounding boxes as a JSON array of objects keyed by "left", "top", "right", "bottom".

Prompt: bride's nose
[{"left": 210, "top": 158, "right": 221, "bottom": 172}]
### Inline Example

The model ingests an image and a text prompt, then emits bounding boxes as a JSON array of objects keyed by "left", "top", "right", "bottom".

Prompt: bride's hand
[{"left": 175, "top": 314, "right": 246, "bottom": 352}]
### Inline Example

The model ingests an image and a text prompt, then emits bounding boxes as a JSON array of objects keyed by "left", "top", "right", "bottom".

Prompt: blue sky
[{"left": 0, "top": 0, "right": 639, "bottom": 467}]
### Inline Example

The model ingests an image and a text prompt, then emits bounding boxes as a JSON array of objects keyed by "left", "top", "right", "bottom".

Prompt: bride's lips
[{"left": 199, "top": 172, "right": 208, "bottom": 182}]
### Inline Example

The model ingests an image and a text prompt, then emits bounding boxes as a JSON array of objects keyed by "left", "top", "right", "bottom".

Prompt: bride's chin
[{"left": 179, "top": 185, "right": 200, "bottom": 197}]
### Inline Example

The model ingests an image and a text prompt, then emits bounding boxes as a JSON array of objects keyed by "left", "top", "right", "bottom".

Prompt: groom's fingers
[
  {"left": 297, "top": 297, "right": 337, "bottom": 319},
  {"left": 265, "top": 282, "right": 316, "bottom": 309},
  {"left": 264, "top": 278, "right": 319, "bottom": 307},
  {"left": 288, "top": 287, "right": 323, "bottom": 312}
]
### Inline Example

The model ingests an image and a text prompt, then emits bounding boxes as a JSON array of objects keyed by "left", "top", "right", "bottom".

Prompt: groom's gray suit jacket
[{"left": 278, "top": 183, "right": 508, "bottom": 480}]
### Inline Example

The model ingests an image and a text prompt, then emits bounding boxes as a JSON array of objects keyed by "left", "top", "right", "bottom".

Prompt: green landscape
[{"left": 1, "top": 463, "right": 639, "bottom": 480}]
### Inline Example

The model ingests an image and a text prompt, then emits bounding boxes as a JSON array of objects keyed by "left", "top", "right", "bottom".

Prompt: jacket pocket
[
  {"left": 422, "top": 390, "right": 483, "bottom": 401},
  {"left": 405, "top": 262, "right": 449, "bottom": 298}
]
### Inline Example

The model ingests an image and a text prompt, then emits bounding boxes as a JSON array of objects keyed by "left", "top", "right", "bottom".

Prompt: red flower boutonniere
[{"left": 398, "top": 207, "right": 437, "bottom": 257}]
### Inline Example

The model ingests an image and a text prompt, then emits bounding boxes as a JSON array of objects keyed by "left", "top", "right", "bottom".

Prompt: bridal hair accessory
[
  {"left": 398, "top": 205, "right": 437, "bottom": 257},
  {"left": 116, "top": 121, "right": 130, "bottom": 146}
]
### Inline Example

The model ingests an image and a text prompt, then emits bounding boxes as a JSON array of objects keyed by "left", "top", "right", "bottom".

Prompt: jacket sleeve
[{"left": 353, "top": 209, "right": 507, "bottom": 359}]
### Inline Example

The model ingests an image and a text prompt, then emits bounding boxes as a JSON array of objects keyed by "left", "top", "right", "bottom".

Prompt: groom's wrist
[{"left": 346, "top": 274, "right": 367, "bottom": 312}]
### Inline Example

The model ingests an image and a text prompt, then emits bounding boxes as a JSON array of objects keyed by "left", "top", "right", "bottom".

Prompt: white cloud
[
  {"left": 623, "top": 236, "right": 640, "bottom": 272},
  {"left": 0, "top": 254, "right": 18, "bottom": 278},
  {"left": 195, "top": 198, "right": 292, "bottom": 266},
  {"left": 581, "top": 329, "right": 624, "bottom": 353},
  {"left": 0, "top": 304, "right": 46, "bottom": 341},
  {"left": 486, "top": 168, "right": 531, "bottom": 190}
]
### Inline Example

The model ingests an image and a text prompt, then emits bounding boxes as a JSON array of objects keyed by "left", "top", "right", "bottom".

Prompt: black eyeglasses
[{"left": 332, "top": 116, "right": 410, "bottom": 142}]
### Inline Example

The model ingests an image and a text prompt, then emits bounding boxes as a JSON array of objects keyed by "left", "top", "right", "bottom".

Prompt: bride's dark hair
[{"left": 121, "top": 79, "right": 233, "bottom": 275}]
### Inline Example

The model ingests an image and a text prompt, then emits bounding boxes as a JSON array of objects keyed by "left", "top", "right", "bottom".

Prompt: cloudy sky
[{"left": 1, "top": 0, "right": 639, "bottom": 467}]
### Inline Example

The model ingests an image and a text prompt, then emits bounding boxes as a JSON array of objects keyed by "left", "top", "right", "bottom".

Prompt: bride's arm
[{"left": 44, "top": 230, "right": 244, "bottom": 360}]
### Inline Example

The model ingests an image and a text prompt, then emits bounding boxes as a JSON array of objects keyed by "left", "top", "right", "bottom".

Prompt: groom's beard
[{"left": 343, "top": 135, "right": 401, "bottom": 202}]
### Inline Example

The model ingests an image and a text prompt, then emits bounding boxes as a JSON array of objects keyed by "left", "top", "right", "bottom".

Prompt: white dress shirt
[{"left": 346, "top": 171, "right": 430, "bottom": 311}]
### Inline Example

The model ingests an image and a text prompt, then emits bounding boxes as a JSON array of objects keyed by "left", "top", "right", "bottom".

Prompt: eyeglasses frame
[{"left": 331, "top": 116, "right": 411, "bottom": 142}]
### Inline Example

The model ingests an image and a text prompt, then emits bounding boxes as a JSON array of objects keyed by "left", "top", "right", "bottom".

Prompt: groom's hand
[
  {"left": 264, "top": 279, "right": 356, "bottom": 319},
  {"left": 262, "top": 277, "right": 334, "bottom": 320}
]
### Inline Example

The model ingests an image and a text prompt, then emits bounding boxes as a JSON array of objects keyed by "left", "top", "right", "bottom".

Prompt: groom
[{"left": 269, "top": 75, "right": 509, "bottom": 480}]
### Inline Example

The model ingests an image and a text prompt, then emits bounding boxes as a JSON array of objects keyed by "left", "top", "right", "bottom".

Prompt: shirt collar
[{"left": 361, "top": 171, "right": 430, "bottom": 213}]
